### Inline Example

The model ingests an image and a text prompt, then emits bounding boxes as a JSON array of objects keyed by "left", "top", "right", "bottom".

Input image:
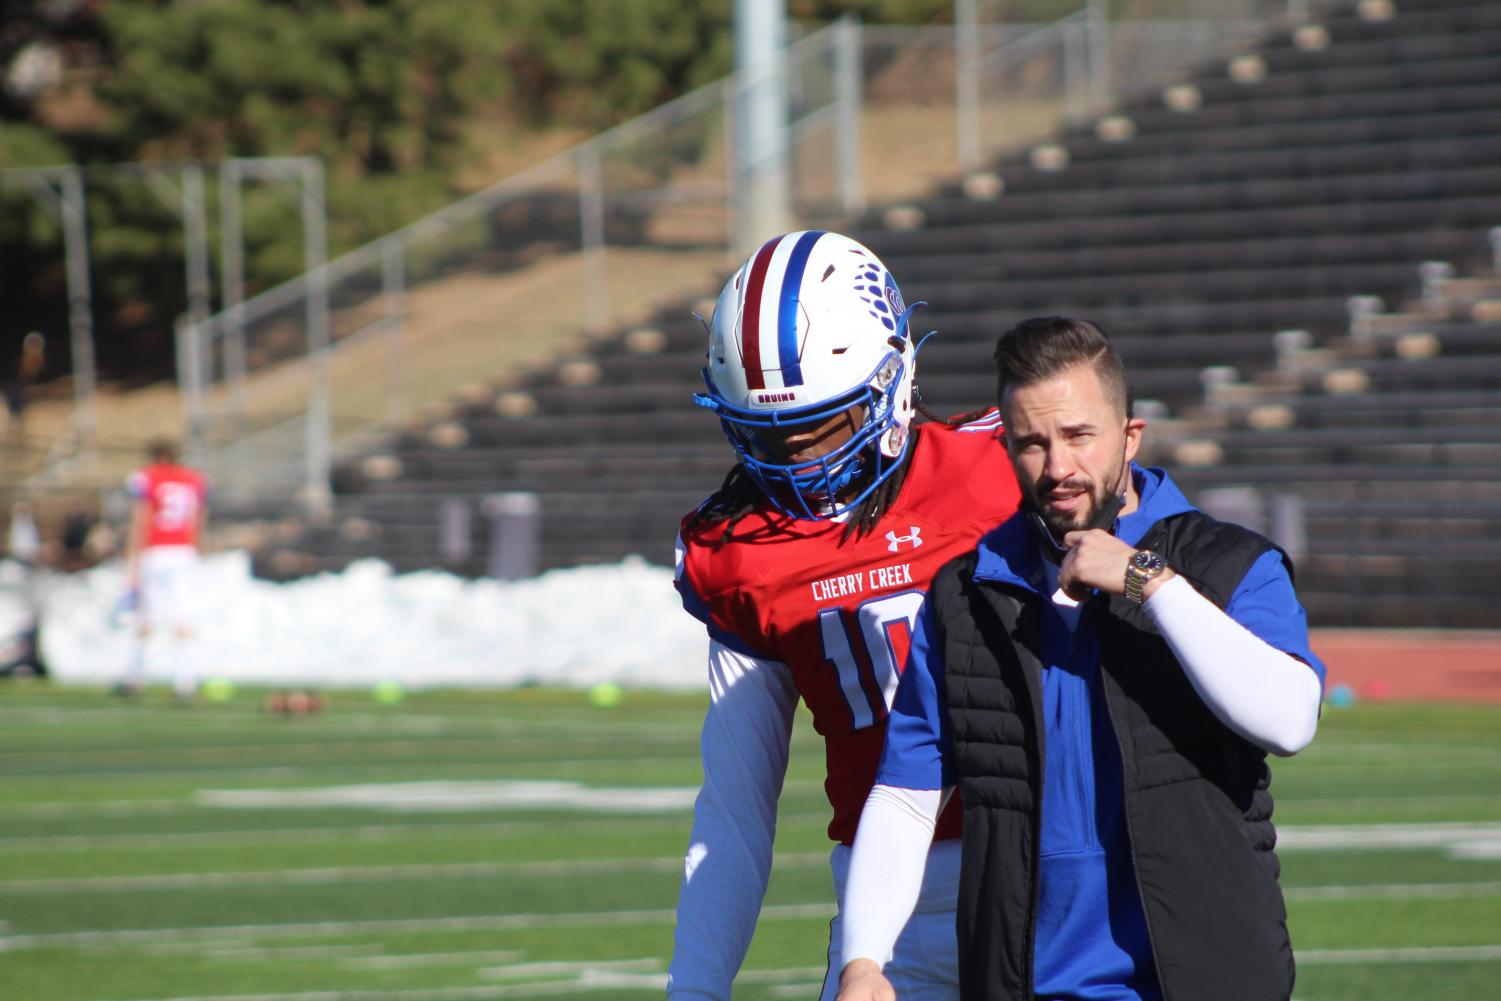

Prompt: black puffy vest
[{"left": 935, "top": 511, "right": 1296, "bottom": 1001}]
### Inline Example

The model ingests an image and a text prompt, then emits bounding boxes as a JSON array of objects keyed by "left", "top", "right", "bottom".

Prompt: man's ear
[{"left": 1123, "top": 416, "right": 1146, "bottom": 464}]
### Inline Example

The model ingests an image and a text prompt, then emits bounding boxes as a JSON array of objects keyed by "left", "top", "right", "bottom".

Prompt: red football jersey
[
  {"left": 677, "top": 412, "right": 1023, "bottom": 845},
  {"left": 127, "top": 464, "right": 208, "bottom": 548}
]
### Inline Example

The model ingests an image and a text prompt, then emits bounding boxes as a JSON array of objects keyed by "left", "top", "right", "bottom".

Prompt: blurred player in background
[
  {"left": 669, "top": 230, "right": 1022, "bottom": 1001},
  {"left": 116, "top": 438, "right": 208, "bottom": 699}
]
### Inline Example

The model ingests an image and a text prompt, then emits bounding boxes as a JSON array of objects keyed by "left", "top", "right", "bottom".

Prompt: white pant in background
[
  {"left": 138, "top": 545, "right": 201, "bottom": 632},
  {"left": 128, "top": 546, "right": 201, "bottom": 696}
]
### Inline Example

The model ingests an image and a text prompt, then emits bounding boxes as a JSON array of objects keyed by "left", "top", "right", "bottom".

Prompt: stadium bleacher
[
  {"left": 254, "top": 0, "right": 1501, "bottom": 628},
  {"left": 1159, "top": 258, "right": 1501, "bottom": 627}
]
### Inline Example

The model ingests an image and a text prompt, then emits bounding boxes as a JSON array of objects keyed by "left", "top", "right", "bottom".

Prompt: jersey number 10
[{"left": 818, "top": 590, "right": 925, "bottom": 730}]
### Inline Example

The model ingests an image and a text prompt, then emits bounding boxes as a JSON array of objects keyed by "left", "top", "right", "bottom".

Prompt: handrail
[{"left": 201, "top": 20, "right": 854, "bottom": 346}]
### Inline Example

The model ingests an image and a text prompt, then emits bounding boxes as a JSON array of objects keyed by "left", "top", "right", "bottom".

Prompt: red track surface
[{"left": 1311, "top": 630, "right": 1501, "bottom": 703}]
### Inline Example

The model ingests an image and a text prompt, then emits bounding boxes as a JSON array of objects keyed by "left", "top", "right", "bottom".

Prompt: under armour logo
[{"left": 886, "top": 526, "right": 923, "bottom": 552}]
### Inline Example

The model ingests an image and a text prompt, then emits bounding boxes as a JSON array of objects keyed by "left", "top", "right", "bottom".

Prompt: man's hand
[
  {"left": 835, "top": 958, "right": 896, "bottom": 1001},
  {"left": 1060, "top": 529, "right": 1174, "bottom": 602}
]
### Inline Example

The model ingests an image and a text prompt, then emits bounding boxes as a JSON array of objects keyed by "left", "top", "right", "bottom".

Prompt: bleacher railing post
[
  {"left": 577, "top": 145, "right": 608, "bottom": 336},
  {"left": 181, "top": 165, "right": 212, "bottom": 347},
  {"left": 1063, "top": 17, "right": 1088, "bottom": 123},
  {"left": 722, "top": 78, "right": 738, "bottom": 258},
  {"left": 833, "top": 16, "right": 865, "bottom": 216},
  {"left": 175, "top": 315, "right": 207, "bottom": 470},
  {"left": 381, "top": 238, "right": 408, "bottom": 424},
  {"left": 733, "top": 0, "right": 791, "bottom": 252},
  {"left": 301, "top": 157, "right": 332, "bottom": 513},
  {"left": 955, "top": 0, "right": 981, "bottom": 170},
  {"left": 59, "top": 167, "right": 98, "bottom": 456},
  {"left": 1086, "top": 0, "right": 1112, "bottom": 112},
  {"left": 218, "top": 159, "right": 247, "bottom": 450}
]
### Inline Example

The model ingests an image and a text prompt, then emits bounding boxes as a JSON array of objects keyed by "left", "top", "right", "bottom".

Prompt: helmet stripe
[
  {"left": 739, "top": 236, "right": 782, "bottom": 390},
  {"left": 776, "top": 230, "right": 823, "bottom": 388}
]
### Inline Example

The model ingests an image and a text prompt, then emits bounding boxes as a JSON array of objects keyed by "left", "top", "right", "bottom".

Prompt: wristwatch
[{"left": 1124, "top": 549, "right": 1167, "bottom": 604}]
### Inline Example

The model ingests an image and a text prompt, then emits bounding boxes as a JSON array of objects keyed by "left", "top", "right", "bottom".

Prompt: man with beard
[{"left": 834, "top": 316, "right": 1324, "bottom": 1001}]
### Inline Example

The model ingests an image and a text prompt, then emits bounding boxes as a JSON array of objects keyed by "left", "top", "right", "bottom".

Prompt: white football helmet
[{"left": 694, "top": 230, "right": 921, "bottom": 519}]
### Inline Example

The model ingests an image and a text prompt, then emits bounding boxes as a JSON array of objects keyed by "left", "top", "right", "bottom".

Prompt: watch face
[{"left": 1132, "top": 550, "right": 1165, "bottom": 574}]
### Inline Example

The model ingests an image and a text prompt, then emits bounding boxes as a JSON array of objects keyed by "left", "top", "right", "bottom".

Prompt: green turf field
[{"left": 1, "top": 684, "right": 1498, "bottom": 1001}]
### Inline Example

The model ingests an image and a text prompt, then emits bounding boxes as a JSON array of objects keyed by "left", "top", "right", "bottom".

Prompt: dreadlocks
[
  {"left": 692, "top": 464, "right": 765, "bottom": 542},
  {"left": 839, "top": 428, "right": 918, "bottom": 541},
  {"left": 691, "top": 390, "right": 988, "bottom": 545}
]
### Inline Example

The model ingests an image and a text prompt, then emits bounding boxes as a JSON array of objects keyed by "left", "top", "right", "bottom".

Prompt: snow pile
[{"left": 38, "top": 552, "right": 710, "bottom": 691}]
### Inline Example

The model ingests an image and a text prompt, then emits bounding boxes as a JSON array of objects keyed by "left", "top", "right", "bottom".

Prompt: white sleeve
[
  {"left": 840, "top": 784, "right": 953, "bottom": 970},
  {"left": 666, "top": 639, "right": 799, "bottom": 1001},
  {"left": 1143, "top": 574, "right": 1321, "bottom": 756}
]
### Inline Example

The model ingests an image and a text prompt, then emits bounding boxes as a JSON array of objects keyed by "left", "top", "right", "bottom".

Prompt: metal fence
[{"left": 172, "top": 1, "right": 1289, "bottom": 507}]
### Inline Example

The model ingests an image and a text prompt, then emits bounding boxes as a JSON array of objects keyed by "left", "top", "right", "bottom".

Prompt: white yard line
[
  {"left": 7, "top": 756, "right": 702, "bottom": 787},
  {"left": 194, "top": 779, "right": 700, "bottom": 814},
  {"left": 0, "top": 852, "right": 829, "bottom": 895},
  {"left": 477, "top": 958, "right": 661, "bottom": 980},
  {"left": 1305, "top": 741, "right": 1501, "bottom": 761},
  {"left": 83, "top": 948, "right": 1501, "bottom": 1001},
  {"left": 6, "top": 873, "right": 1495, "bottom": 950},
  {"left": 345, "top": 949, "right": 523, "bottom": 969},
  {"left": 12, "top": 822, "right": 1501, "bottom": 896},
  {"left": 1299, "top": 944, "right": 1501, "bottom": 964},
  {"left": 2, "top": 725, "right": 701, "bottom": 768},
  {"left": 1278, "top": 822, "right": 1501, "bottom": 851},
  {"left": 6, "top": 787, "right": 1478, "bottom": 822},
  {"left": 1278, "top": 793, "right": 1501, "bottom": 811},
  {"left": 13, "top": 816, "right": 1493, "bottom": 857},
  {"left": 1449, "top": 839, "right": 1501, "bottom": 860},
  {"left": 0, "top": 821, "right": 580, "bottom": 852},
  {"left": 0, "top": 809, "right": 833, "bottom": 852},
  {"left": 97, "top": 984, "right": 602, "bottom": 1001},
  {"left": 0, "top": 702, "right": 704, "bottom": 740},
  {"left": 7, "top": 799, "right": 190, "bottom": 818},
  {"left": 0, "top": 901, "right": 836, "bottom": 951},
  {"left": 23, "top": 862, "right": 1493, "bottom": 903},
  {"left": 0, "top": 706, "right": 256, "bottom": 726},
  {"left": 205, "top": 944, "right": 383, "bottom": 961},
  {"left": 87, "top": 963, "right": 831, "bottom": 1001},
  {"left": 2, "top": 779, "right": 826, "bottom": 820},
  {"left": 1286, "top": 881, "right": 1501, "bottom": 901}
]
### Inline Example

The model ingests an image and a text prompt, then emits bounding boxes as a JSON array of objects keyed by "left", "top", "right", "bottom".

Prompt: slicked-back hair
[{"left": 993, "top": 316, "right": 1133, "bottom": 420}]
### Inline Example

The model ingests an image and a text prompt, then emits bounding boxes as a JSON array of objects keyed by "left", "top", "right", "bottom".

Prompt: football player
[
  {"left": 116, "top": 438, "right": 208, "bottom": 699},
  {"left": 669, "top": 230, "right": 1022, "bottom": 1001}
]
